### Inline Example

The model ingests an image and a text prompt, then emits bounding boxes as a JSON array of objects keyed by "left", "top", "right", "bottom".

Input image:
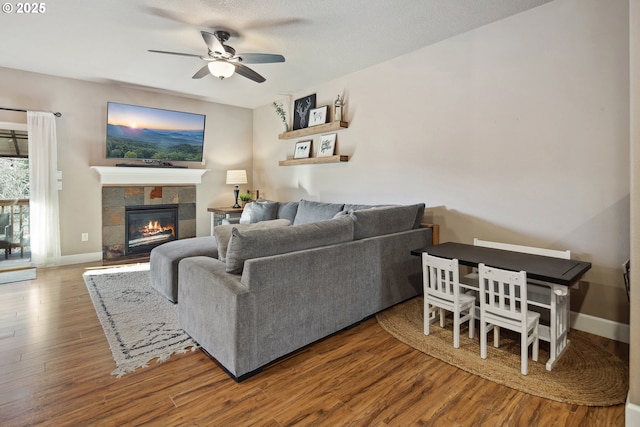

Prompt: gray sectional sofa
[{"left": 151, "top": 200, "right": 435, "bottom": 381}]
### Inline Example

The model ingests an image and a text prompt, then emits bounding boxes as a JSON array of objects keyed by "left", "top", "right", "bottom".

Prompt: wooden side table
[{"left": 208, "top": 206, "right": 244, "bottom": 235}]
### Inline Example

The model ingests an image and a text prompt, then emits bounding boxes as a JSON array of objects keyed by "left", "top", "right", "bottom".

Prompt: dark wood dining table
[
  {"left": 412, "top": 242, "right": 592, "bottom": 370},
  {"left": 412, "top": 242, "right": 591, "bottom": 286}
]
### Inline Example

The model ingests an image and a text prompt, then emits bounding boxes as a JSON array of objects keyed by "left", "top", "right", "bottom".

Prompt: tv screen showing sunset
[{"left": 106, "top": 102, "right": 206, "bottom": 162}]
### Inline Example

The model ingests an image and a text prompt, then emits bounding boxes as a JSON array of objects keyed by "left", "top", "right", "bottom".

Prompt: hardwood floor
[{"left": 0, "top": 262, "right": 629, "bottom": 426}]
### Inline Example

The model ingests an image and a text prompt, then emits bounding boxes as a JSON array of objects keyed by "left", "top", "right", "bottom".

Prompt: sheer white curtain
[{"left": 27, "top": 111, "right": 61, "bottom": 267}]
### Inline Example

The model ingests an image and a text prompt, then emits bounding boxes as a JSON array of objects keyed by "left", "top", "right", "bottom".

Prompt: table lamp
[{"left": 226, "top": 169, "right": 247, "bottom": 208}]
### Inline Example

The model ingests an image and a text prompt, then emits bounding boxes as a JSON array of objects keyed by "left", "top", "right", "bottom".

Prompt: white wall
[
  {"left": 253, "top": 0, "right": 630, "bottom": 323},
  {"left": 0, "top": 67, "right": 253, "bottom": 260}
]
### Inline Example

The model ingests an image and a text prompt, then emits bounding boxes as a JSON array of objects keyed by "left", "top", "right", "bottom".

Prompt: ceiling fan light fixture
[
  {"left": 150, "top": 30, "right": 283, "bottom": 83},
  {"left": 208, "top": 60, "right": 235, "bottom": 79}
]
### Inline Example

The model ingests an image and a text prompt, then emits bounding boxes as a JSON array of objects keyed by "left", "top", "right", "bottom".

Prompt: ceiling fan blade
[
  {"left": 148, "top": 49, "right": 202, "bottom": 58},
  {"left": 192, "top": 65, "right": 211, "bottom": 79},
  {"left": 201, "top": 31, "right": 225, "bottom": 54},
  {"left": 238, "top": 53, "right": 285, "bottom": 64},
  {"left": 234, "top": 63, "right": 266, "bottom": 83}
]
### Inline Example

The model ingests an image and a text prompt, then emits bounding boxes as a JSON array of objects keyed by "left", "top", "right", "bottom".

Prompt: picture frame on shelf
[
  {"left": 308, "top": 106, "right": 328, "bottom": 127},
  {"left": 317, "top": 134, "right": 336, "bottom": 157},
  {"left": 293, "top": 94, "right": 316, "bottom": 130},
  {"left": 294, "top": 140, "right": 312, "bottom": 159}
]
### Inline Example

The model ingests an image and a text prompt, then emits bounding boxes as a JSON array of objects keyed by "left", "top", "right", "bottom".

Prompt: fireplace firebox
[{"left": 125, "top": 204, "right": 178, "bottom": 255}]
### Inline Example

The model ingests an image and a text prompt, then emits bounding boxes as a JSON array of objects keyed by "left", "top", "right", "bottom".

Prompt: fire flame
[{"left": 139, "top": 220, "right": 175, "bottom": 237}]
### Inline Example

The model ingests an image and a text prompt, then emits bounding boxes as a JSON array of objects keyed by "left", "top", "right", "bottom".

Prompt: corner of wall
[{"left": 627, "top": 393, "right": 640, "bottom": 427}]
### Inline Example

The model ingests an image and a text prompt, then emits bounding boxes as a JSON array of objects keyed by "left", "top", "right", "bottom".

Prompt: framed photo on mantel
[{"left": 293, "top": 94, "right": 316, "bottom": 130}]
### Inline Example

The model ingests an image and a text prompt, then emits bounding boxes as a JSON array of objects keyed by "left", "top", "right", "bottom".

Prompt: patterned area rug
[
  {"left": 83, "top": 263, "right": 198, "bottom": 377},
  {"left": 377, "top": 296, "right": 629, "bottom": 406}
]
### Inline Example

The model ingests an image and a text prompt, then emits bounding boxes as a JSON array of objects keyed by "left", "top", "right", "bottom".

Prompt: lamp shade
[
  {"left": 226, "top": 170, "right": 247, "bottom": 185},
  {"left": 208, "top": 60, "right": 235, "bottom": 79}
]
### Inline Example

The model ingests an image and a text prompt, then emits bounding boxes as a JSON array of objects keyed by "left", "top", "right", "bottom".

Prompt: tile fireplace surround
[{"left": 102, "top": 186, "right": 196, "bottom": 261}]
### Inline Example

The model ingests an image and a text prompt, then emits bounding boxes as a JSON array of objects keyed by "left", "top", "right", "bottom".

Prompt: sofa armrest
[
  {"left": 420, "top": 222, "right": 439, "bottom": 245},
  {"left": 177, "top": 256, "right": 251, "bottom": 377}
]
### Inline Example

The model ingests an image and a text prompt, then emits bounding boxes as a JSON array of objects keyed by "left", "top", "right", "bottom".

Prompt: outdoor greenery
[{"left": 0, "top": 158, "right": 29, "bottom": 199}]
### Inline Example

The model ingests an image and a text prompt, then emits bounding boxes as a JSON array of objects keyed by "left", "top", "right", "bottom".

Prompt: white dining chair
[
  {"left": 423, "top": 253, "right": 475, "bottom": 348},
  {"left": 478, "top": 263, "right": 539, "bottom": 375},
  {"left": 472, "top": 238, "right": 571, "bottom": 346}
]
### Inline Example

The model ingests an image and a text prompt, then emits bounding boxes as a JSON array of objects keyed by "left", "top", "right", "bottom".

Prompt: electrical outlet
[{"left": 81, "top": 233, "right": 89, "bottom": 242}]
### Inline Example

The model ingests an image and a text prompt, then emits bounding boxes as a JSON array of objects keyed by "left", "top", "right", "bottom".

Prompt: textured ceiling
[{"left": 0, "top": 0, "right": 553, "bottom": 109}]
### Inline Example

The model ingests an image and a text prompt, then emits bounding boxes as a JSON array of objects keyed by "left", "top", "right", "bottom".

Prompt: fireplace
[
  {"left": 125, "top": 205, "right": 178, "bottom": 255},
  {"left": 102, "top": 185, "right": 196, "bottom": 262}
]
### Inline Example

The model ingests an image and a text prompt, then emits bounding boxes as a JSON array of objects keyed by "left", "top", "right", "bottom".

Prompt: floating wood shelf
[
  {"left": 278, "top": 155, "right": 349, "bottom": 166},
  {"left": 278, "top": 121, "right": 349, "bottom": 140}
]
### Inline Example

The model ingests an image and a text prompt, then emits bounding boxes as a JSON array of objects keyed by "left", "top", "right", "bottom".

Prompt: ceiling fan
[{"left": 149, "top": 30, "right": 285, "bottom": 83}]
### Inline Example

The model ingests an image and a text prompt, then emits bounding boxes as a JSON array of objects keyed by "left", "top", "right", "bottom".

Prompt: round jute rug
[{"left": 376, "top": 297, "right": 628, "bottom": 406}]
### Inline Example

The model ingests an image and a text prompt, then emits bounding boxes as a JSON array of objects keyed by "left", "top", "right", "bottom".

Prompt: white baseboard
[
  {"left": 59, "top": 252, "right": 102, "bottom": 266},
  {"left": 570, "top": 310, "right": 630, "bottom": 344},
  {"left": 627, "top": 393, "right": 640, "bottom": 427},
  {"left": 28, "top": 252, "right": 102, "bottom": 268}
]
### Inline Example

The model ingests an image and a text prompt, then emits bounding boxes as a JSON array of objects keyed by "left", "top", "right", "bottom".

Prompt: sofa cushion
[
  {"left": 214, "top": 219, "right": 291, "bottom": 261},
  {"left": 239, "top": 201, "right": 278, "bottom": 224},
  {"left": 149, "top": 236, "right": 219, "bottom": 303},
  {"left": 350, "top": 203, "right": 425, "bottom": 240},
  {"left": 277, "top": 201, "right": 299, "bottom": 223},
  {"left": 293, "top": 200, "right": 345, "bottom": 225},
  {"left": 225, "top": 216, "right": 354, "bottom": 274},
  {"left": 250, "top": 201, "right": 278, "bottom": 223}
]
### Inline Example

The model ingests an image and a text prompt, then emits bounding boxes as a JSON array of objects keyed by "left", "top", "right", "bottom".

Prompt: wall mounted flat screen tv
[{"left": 106, "top": 102, "right": 206, "bottom": 162}]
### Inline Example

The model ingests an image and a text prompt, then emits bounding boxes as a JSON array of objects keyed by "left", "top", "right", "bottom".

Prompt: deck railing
[{"left": 0, "top": 199, "right": 29, "bottom": 243}]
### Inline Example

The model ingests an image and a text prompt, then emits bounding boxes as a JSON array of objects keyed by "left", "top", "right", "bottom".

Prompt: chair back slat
[
  {"left": 423, "top": 253, "right": 459, "bottom": 302},
  {"left": 479, "top": 263, "right": 527, "bottom": 323}
]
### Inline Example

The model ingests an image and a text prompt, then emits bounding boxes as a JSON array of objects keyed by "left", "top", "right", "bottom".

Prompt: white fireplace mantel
[{"left": 91, "top": 166, "right": 209, "bottom": 185}]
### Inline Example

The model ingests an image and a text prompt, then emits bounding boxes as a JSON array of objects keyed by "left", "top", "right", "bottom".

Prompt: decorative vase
[{"left": 282, "top": 122, "right": 289, "bottom": 133}]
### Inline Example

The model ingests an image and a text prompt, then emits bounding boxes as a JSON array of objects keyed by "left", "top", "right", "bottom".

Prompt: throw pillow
[
  {"left": 350, "top": 203, "right": 425, "bottom": 240},
  {"left": 239, "top": 202, "right": 254, "bottom": 224},
  {"left": 277, "top": 201, "right": 299, "bottom": 223},
  {"left": 225, "top": 217, "right": 354, "bottom": 274},
  {"left": 214, "top": 219, "right": 291, "bottom": 261},
  {"left": 293, "top": 200, "right": 345, "bottom": 225},
  {"left": 249, "top": 201, "right": 278, "bottom": 223}
]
